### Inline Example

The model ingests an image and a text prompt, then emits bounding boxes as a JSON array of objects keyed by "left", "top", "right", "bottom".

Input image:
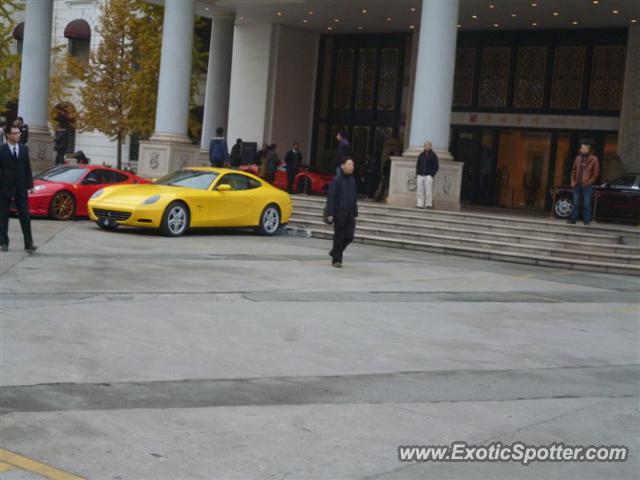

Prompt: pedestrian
[
  {"left": 284, "top": 142, "right": 303, "bottom": 193},
  {"left": 256, "top": 143, "right": 269, "bottom": 178},
  {"left": 14, "top": 117, "right": 28, "bottom": 145},
  {"left": 415, "top": 141, "right": 439, "bottom": 209},
  {"left": 230, "top": 138, "right": 243, "bottom": 168},
  {"left": 568, "top": 143, "right": 600, "bottom": 225},
  {"left": 209, "top": 127, "right": 229, "bottom": 168},
  {"left": 335, "top": 131, "right": 350, "bottom": 176},
  {"left": 74, "top": 150, "right": 90, "bottom": 165},
  {"left": 0, "top": 124, "right": 36, "bottom": 253},
  {"left": 54, "top": 126, "right": 69, "bottom": 165},
  {"left": 265, "top": 144, "right": 278, "bottom": 184},
  {"left": 325, "top": 157, "right": 358, "bottom": 268}
]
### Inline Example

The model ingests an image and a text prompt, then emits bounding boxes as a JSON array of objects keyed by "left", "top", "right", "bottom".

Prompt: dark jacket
[
  {"left": 285, "top": 149, "right": 302, "bottom": 172},
  {"left": 19, "top": 124, "right": 28, "bottom": 145},
  {"left": 326, "top": 173, "right": 358, "bottom": 219},
  {"left": 54, "top": 128, "right": 69, "bottom": 152},
  {"left": 265, "top": 149, "right": 278, "bottom": 175},
  {"left": 416, "top": 150, "right": 439, "bottom": 176},
  {"left": 209, "top": 137, "right": 229, "bottom": 165},
  {"left": 0, "top": 143, "right": 34, "bottom": 198}
]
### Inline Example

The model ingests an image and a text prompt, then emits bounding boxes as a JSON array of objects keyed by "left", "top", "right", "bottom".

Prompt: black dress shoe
[
  {"left": 0, "top": 245, "right": 7, "bottom": 252},
  {"left": 25, "top": 245, "right": 37, "bottom": 254}
]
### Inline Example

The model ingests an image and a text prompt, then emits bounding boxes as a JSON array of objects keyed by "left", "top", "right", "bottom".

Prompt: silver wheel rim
[
  {"left": 555, "top": 199, "right": 573, "bottom": 218},
  {"left": 168, "top": 206, "right": 187, "bottom": 235},
  {"left": 263, "top": 207, "right": 280, "bottom": 234}
]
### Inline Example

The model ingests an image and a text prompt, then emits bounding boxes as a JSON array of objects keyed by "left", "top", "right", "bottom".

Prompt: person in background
[
  {"left": 415, "top": 141, "right": 439, "bottom": 209},
  {"left": 54, "top": 126, "right": 69, "bottom": 165},
  {"left": 284, "top": 142, "right": 303, "bottom": 193},
  {"left": 14, "top": 117, "right": 28, "bottom": 145},
  {"left": 265, "top": 144, "right": 279, "bottom": 185},
  {"left": 334, "top": 131, "right": 350, "bottom": 177},
  {"left": 230, "top": 138, "right": 243, "bottom": 169},
  {"left": 325, "top": 157, "right": 358, "bottom": 268},
  {"left": 568, "top": 143, "right": 600, "bottom": 225},
  {"left": 209, "top": 127, "right": 229, "bottom": 168}
]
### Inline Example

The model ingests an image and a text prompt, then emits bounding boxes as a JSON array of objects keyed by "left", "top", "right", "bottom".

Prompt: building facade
[{"left": 7, "top": 0, "right": 640, "bottom": 212}]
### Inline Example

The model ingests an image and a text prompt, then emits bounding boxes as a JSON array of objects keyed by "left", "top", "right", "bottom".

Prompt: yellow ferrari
[{"left": 87, "top": 167, "right": 292, "bottom": 236}]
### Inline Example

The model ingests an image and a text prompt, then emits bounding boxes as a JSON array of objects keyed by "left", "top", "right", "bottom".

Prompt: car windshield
[
  {"left": 35, "top": 166, "right": 87, "bottom": 184},
  {"left": 155, "top": 170, "right": 218, "bottom": 190}
]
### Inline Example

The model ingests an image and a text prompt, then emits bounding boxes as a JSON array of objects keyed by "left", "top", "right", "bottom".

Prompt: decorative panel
[
  {"left": 513, "top": 47, "right": 547, "bottom": 109},
  {"left": 589, "top": 45, "right": 626, "bottom": 111},
  {"left": 377, "top": 48, "right": 400, "bottom": 111},
  {"left": 453, "top": 47, "right": 476, "bottom": 107},
  {"left": 352, "top": 126, "right": 370, "bottom": 162},
  {"left": 478, "top": 47, "right": 511, "bottom": 108},
  {"left": 355, "top": 49, "right": 377, "bottom": 110},
  {"left": 333, "top": 49, "right": 355, "bottom": 109},
  {"left": 550, "top": 46, "right": 586, "bottom": 110},
  {"left": 373, "top": 126, "right": 394, "bottom": 160}
]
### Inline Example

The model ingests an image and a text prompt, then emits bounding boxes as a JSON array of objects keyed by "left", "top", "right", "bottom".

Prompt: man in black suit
[
  {"left": 284, "top": 142, "right": 303, "bottom": 193},
  {"left": 0, "top": 124, "right": 36, "bottom": 253}
]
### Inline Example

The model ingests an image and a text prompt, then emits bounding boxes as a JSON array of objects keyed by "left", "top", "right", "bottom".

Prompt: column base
[
  {"left": 25, "top": 128, "right": 54, "bottom": 174},
  {"left": 387, "top": 149, "right": 463, "bottom": 212},
  {"left": 138, "top": 139, "right": 202, "bottom": 178}
]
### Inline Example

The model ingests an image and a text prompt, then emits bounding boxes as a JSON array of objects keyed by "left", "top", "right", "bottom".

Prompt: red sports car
[
  {"left": 240, "top": 163, "right": 334, "bottom": 195},
  {"left": 27, "top": 165, "right": 150, "bottom": 219}
]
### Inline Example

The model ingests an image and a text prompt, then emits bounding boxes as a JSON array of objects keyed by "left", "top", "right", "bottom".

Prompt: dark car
[{"left": 553, "top": 173, "right": 640, "bottom": 224}]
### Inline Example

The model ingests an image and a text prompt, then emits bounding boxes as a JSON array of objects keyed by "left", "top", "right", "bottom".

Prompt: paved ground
[{"left": 0, "top": 219, "right": 638, "bottom": 480}]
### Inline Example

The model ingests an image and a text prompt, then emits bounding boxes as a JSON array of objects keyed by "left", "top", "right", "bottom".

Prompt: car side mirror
[{"left": 217, "top": 184, "right": 232, "bottom": 192}]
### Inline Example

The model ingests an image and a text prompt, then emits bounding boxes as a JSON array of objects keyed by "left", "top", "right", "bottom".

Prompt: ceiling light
[
  {"left": 387, "top": 17, "right": 392, "bottom": 21},
  {"left": 472, "top": 15, "right": 478, "bottom": 19},
  {"left": 531, "top": 2, "right": 537, "bottom": 6},
  {"left": 553, "top": 12, "right": 559, "bottom": 16},
  {"left": 361, "top": 9, "right": 367, "bottom": 14},
  {"left": 334, "top": 18, "right": 340, "bottom": 23},
  {"left": 532, "top": 21, "right": 538, "bottom": 26},
  {"left": 303, "top": 19, "right": 308, "bottom": 23},
  {"left": 204, "top": 6, "right": 210, "bottom": 11},
  {"left": 458, "top": 24, "right": 462, "bottom": 28},
  {"left": 327, "top": 26, "right": 333, "bottom": 31},
  {"left": 410, "top": 8, "right": 416, "bottom": 12},
  {"left": 410, "top": 25, "right": 415, "bottom": 29},
  {"left": 632, "top": 19, "right": 638, "bottom": 23},
  {"left": 489, "top": 4, "right": 495, "bottom": 9},
  {"left": 612, "top": 10, "right": 619, "bottom": 14},
  {"left": 511, "top": 13, "right": 517, "bottom": 17},
  {"left": 358, "top": 26, "right": 363, "bottom": 30},
  {"left": 308, "top": 11, "right": 314, "bottom": 15},
  {"left": 592, "top": 0, "right": 599, "bottom": 3},
  {"left": 572, "top": 20, "right": 578, "bottom": 25},
  {"left": 276, "top": 11, "right": 282, "bottom": 16},
  {"left": 493, "top": 23, "right": 499, "bottom": 27},
  {"left": 239, "top": 16, "right": 244, "bottom": 20}
]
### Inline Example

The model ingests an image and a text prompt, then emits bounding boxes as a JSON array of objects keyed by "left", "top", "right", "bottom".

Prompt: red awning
[
  {"left": 12, "top": 22, "right": 24, "bottom": 40},
  {"left": 64, "top": 19, "right": 91, "bottom": 40}
]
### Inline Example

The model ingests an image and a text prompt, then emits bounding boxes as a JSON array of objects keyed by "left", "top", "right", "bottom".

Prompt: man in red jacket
[{"left": 569, "top": 144, "right": 600, "bottom": 225}]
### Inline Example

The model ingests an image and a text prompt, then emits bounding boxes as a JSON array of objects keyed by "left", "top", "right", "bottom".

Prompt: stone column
[
  {"left": 199, "top": 12, "right": 235, "bottom": 163},
  {"left": 619, "top": 25, "right": 640, "bottom": 173},
  {"left": 18, "top": 0, "right": 54, "bottom": 172},
  {"left": 388, "top": 0, "right": 463, "bottom": 211},
  {"left": 138, "top": 0, "right": 199, "bottom": 178}
]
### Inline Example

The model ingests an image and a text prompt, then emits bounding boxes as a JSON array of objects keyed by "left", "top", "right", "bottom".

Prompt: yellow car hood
[{"left": 95, "top": 184, "right": 180, "bottom": 206}]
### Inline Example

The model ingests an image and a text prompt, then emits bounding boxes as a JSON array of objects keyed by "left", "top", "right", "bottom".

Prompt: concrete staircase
[{"left": 287, "top": 195, "right": 640, "bottom": 276}]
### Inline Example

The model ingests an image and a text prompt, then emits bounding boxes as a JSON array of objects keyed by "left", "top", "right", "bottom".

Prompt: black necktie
[{"left": 12, "top": 146, "right": 18, "bottom": 159}]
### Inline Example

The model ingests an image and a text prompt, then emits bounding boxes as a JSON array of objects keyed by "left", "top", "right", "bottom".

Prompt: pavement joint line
[{"left": 0, "top": 448, "right": 85, "bottom": 480}]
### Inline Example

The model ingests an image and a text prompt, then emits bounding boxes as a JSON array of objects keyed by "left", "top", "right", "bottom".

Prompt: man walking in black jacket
[
  {"left": 0, "top": 124, "right": 36, "bottom": 253},
  {"left": 416, "top": 141, "right": 439, "bottom": 209},
  {"left": 325, "top": 157, "right": 358, "bottom": 268}
]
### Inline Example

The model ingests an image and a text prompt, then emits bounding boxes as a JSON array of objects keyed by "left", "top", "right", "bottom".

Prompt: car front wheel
[
  {"left": 160, "top": 202, "right": 190, "bottom": 237},
  {"left": 258, "top": 204, "right": 281, "bottom": 236},
  {"left": 554, "top": 196, "right": 574, "bottom": 219},
  {"left": 50, "top": 191, "right": 76, "bottom": 220}
]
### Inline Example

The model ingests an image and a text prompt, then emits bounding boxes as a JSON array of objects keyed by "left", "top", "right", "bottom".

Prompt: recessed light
[
  {"left": 303, "top": 19, "right": 308, "bottom": 23},
  {"left": 334, "top": 18, "right": 340, "bottom": 23},
  {"left": 361, "top": 9, "right": 367, "bottom": 14},
  {"left": 276, "top": 11, "right": 282, "bottom": 16},
  {"left": 472, "top": 15, "right": 478, "bottom": 19},
  {"left": 553, "top": 12, "right": 559, "bottom": 16},
  {"left": 410, "top": 25, "right": 415, "bottom": 29},
  {"left": 386, "top": 17, "right": 392, "bottom": 21},
  {"left": 532, "top": 21, "right": 538, "bottom": 26},
  {"left": 572, "top": 20, "right": 578, "bottom": 25},
  {"left": 410, "top": 8, "right": 416, "bottom": 12},
  {"left": 592, "top": 0, "right": 599, "bottom": 3},
  {"left": 531, "top": 2, "right": 537, "bottom": 6},
  {"left": 489, "top": 4, "right": 495, "bottom": 9},
  {"left": 632, "top": 19, "right": 638, "bottom": 23},
  {"left": 358, "top": 26, "right": 363, "bottom": 30},
  {"left": 493, "top": 23, "right": 499, "bottom": 27},
  {"left": 204, "top": 6, "right": 210, "bottom": 11},
  {"left": 612, "top": 10, "right": 619, "bottom": 14},
  {"left": 458, "top": 24, "right": 462, "bottom": 28},
  {"left": 327, "top": 26, "right": 333, "bottom": 31},
  {"left": 308, "top": 10, "right": 314, "bottom": 15},
  {"left": 511, "top": 13, "right": 517, "bottom": 17}
]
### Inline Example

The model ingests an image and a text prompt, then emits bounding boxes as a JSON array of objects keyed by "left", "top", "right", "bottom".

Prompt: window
[
  {"left": 84, "top": 169, "right": 114, "bottom": 185},
  {"left": 609, "top": 176, "right": 638, "bottom": 190},
  {"left": 217, "top": 173, "right": 257, "bottom": 191},
  {"left": 156, "top": 170, "right": 218, "bottom": 190},
  {"left": 112, "top": 172, "right": 129, "bottom": 183},
  {"left": 36, "top": 166, "right": 86, "bottom": 184},
  {"left": 64, "top": 19, "right": 91, "bottom": 64}
]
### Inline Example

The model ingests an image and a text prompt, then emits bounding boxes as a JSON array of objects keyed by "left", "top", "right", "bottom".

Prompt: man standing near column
[
  {"left": 416, "top": 141, "right": 439, "bottom": 209},
  {"left": 568, "top": 144, "right": 600, "bottom": 225},
  {"left": 0, "top": 125, "right": 37, "bottom": 253}
]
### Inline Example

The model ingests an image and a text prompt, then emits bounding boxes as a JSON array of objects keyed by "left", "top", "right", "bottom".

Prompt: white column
[
  {"left": 408, "top": 0, "right": 459, "bottom": 152},
  {"left": 18, "top": 0, "right": 53, "bottom": 131},
  {"left": 200, "top": 12, "right": 235, "bottom": 151},
  {"left": 151, "top": 0, "right": 195, "bottom": 143},
  {"left": 388, "top": 0, "right": 462, "bottom": 211}
]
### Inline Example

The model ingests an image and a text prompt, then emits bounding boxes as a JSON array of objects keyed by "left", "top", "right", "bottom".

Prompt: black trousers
[
  {"left": 287, "top": 169, "right": 296, "bottom": 193},
  {"left": 330, "top": 216, "right": 356, "bottom": 263},
  {"left": 55, "top": 148, "right": 65, "bottom": 165},
  {"left": 0, "top": 192, "right": 34, "bottom": 248}
]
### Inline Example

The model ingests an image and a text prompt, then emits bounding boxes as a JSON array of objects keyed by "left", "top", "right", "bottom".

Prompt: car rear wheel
[
  {"left": 554, "top": 196, "right": 574, "bottom": 219},
  {"left": 160, "top": 202, "right": 190, "bottom": 237},
  {"left": 258, "top": 204, "right": 281, "bottom": 236},
  {"left": 296, "top": 177, "right": 312, "bottom": 194},
  {"left": 49, "top": 191, "right": 76, "bottom": 220}
]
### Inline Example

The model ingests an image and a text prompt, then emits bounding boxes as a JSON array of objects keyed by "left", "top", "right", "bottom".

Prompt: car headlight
[
  {"left": 142, "top": 195, "right": 160, "bottom": 205},
  {"left": 32, "top": 185, "right": 46, "bottom": 192},
  {"left": 90, "top": 189, "right": 104, "bottom": 200}
]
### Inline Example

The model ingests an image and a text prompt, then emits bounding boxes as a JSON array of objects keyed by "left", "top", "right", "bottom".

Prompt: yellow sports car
[{"left": 87, "top": 167, "right": 292, "bottom": 236}]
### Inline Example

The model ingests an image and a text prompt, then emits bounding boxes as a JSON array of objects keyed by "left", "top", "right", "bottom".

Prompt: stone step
[
  {"left": 289, "top": 218, "right": 640, "bottom": 266},
  {"left": 292, "top": 201, "right": 630, "bottom": 246},
  {"left": 290, "top": 210, "right": 640, "bottom": 255},
  {"left": 292, "top": 195, "right": 640, "bottom": 242},
  {"left": 286, "top": 224, "right": 640, "bottom": 276}
]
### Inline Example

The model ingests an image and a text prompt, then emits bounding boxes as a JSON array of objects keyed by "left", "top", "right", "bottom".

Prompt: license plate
[{"left": 98, "top": 217, "right": 118, "bottom": 228}]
